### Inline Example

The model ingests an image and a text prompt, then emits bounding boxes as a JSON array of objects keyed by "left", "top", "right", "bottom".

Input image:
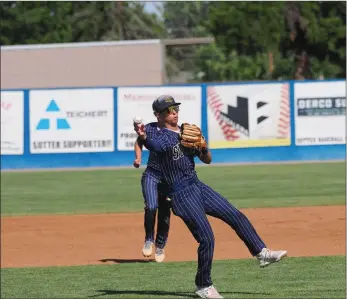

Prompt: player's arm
[
  {"left": 197, "top": 148, "right": 212, "bottom": 164},
  {"left": 143, "top": 133, "right": 168, "bottom": 153},
  {"left": 133, "top": 137, "right": 143, "bottom": 168},
  {"left": 136, "top": 125, "right": 168, "bottom": 152}
]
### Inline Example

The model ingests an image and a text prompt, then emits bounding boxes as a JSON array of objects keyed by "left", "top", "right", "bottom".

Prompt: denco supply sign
[
  {"left": 0, "top": 91, "right": 24, "bottom": 155},
  {"left": 295, "top": 81, "right": 346, "bottom": 146},
  {"left": 29, "top": 88, "right": 115, "bottom": 153},
  {"left": 297, "top": 97, "right": 345, "bottom": 116},
  {"left": 117, "top": 86, "right": 202, "bottom": 150}
]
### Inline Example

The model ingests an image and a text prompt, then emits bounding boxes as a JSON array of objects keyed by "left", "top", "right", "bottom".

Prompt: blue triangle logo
[
  {"left": 36, "top": 118, "right": 50, "bottom": 130},
  {"left": 46, "top": 100, "right": 60, "bottom": 112},
  {"left": 57, "top": 118, "right": 70, "bottom": 130}
]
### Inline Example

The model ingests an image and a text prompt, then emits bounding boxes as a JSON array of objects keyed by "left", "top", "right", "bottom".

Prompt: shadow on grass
[
  {"left": 99, "top": 258, "right": 155, "bottom": 263},
  {"left": 89, "top": 289, "right": 271, "bottom": 298}
]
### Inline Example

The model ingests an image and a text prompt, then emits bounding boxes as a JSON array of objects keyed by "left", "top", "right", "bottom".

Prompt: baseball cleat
[
  {"left": 256, "top": 248, "right": 287, "bottom": 267},
  {"left": 195, "top": 285, "right": 223, "bottom": 299},
  {"left": 142, "top": 241, "right": 153, "bottom": 257},
  {"left": 154, "top": 247, "right": 165, "bottom": 263}
]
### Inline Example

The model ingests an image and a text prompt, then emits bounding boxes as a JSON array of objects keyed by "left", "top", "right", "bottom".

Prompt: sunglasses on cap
[{"left": 161, "top": 105, "right": 180, "bottom": 114}]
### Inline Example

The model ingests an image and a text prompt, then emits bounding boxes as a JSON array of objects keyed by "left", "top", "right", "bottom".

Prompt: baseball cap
[{"left": 152, "top": 95, "right": 181, "bottom": 113}]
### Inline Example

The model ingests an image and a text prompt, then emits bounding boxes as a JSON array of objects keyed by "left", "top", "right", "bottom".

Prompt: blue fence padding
[
  {"left": 210, "top": 144, "right": 346, "bottom": 164},
  {"left": 1, "top": 144, "right": 345, "bottom": 170},
  {"left": 1, "top": 79, "right": 346, "bottom": 170}
]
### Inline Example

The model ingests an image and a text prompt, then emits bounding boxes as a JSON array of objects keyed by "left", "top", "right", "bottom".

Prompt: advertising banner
[
  {"left": 295, "top": 81, "right": 346, "bottom": 146},
  {"left": 207, "top": 83, "right": 291, "bottom": 148},
  {"left": 117, "top": 86, "right": 202, "bottom": 150},
  {"left": 29, "top": 88, "right": 114, "bottom": 153},
  {"left": 1, "top": 91, "right": 24, "bottom": 155}
]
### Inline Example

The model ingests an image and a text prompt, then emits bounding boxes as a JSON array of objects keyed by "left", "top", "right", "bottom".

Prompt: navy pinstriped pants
[
  {"left": 171, "top": 181, "right": 266, "bottom": 288},
  {"left": 141, "top": 169, "right": 171, "bottom": 249}
]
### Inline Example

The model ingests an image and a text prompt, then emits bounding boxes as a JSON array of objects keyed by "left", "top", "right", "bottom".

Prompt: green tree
[
  {"left": 199, "top": 2, "right": 287, "bottom": 81},
  {"left": 197, "top": 1, "right": 346, "bottom": 81},
  {"left": 1, "top": 1, "right": 344, "bottom": 81},
  {"left": 69, "top": 1, "right": 165, "bottom": 42},
  {"left": 0, "top": 1, "right": 73, "bottom": 45},
  {"left": 301, "top": 1, "right": 346, "bottom": 79},
  {"left": 0, "top": 1, "right": 166, "bottom": 45},
  {"left": 163, "top": 1, "right": 211, "bottom": 82}
]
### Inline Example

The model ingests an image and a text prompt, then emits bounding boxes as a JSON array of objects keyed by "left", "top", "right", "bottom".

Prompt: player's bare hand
[
  {"left": 133, "top": 121, "right": 140, "bottom": 132},
  {"left": 135, "top": 123, "right": 145, "bottom": 137},
  {"left": 133, "top": 158, "right": 141, "bottom": 168}
]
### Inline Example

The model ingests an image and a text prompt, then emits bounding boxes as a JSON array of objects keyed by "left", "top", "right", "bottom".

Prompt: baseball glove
[{"left": 179, "top": 123, "right": 207, "bottom": 151}]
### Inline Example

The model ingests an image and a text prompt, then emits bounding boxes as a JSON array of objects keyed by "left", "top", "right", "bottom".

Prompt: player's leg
[
  {"left": 154, "top": 190, "right": 171, "bottom": 262},
  {"left": 200, "top": 182, "right": 287, "bottom": 267},
  {"left": 171, "top": 184, "right": 222, "bottom": 298},
  {"left": 200, "top": 182, "right": 265, "bottom": 255},
  {"left": 141, "top": 172, "right": 160, "bottom": 257}
]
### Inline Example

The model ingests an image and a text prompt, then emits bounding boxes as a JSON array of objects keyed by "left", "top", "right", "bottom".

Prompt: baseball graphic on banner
[
  {"left": 207, "top": 83, "right": 291, "bottom": 148},
  {"left": 1, "top": 91, "right": 24, "bottom": 155}
]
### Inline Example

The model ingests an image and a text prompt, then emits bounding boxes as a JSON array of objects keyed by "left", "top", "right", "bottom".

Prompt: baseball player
[
  {"left": 134, "top": 96, "right": 287, "bottom": 299},
  {"left": 132, "top": 96, "right": 174, "bottom": 263}
]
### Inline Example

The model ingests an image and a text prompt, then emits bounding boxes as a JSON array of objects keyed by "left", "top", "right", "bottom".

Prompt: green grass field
[
  {"left": 1, "top": 162, "right": 346, "bottom": 299},
  {"left": 1, "top": 162, "right": 345, "bottom": 216},
  {"left": 1, "top": 257, "right": 345, "bottom": 298}
]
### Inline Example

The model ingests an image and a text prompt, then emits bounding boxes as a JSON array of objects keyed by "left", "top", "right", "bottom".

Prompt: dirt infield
[{"left": 1, "top": 205, "right": 345, "bottom": 268}]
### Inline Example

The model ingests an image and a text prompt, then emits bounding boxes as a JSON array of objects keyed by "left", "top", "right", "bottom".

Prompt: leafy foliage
[
  {"left": 193, "top": 1, "right": 346, "bottom": 81},
  {"left": 0, "top": 1, "right": 165, "bottom": 45},
  {"left": 0, "top": 1, "right": 345, "bottom": 81}
]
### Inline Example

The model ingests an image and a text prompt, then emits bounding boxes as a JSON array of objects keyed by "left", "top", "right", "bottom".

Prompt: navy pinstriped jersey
[
  {"left": 143, "top": 128, "right": 198, "bottom": 186},
  {"left": 140, "top": 122, "right": 161, "bottom": 171}
]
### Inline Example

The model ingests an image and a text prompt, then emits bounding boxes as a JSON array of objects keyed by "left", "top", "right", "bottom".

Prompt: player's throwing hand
[
  {"left": 133, "top": 118, "right": 144, "bottom": 168},
  {"left": 134, "top": 123, "right": 146, "bottom": 138},
  {"left": 133, "top": 158, "right": 141, "bottom": 168}
]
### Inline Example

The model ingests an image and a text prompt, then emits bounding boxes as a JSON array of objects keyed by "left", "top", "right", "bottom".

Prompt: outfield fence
[{"left": 1, "top": 79, "right": 345, "bottom": 170}]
